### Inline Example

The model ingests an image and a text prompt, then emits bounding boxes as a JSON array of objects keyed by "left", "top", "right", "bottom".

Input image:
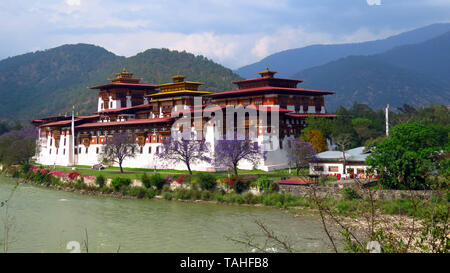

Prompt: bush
[
  {"left": 20, "top": 163, "right": 31, "bottom": 174},
  {"left": 269, "top": 182, "right": 280, "bottom": 193},
  {"left": 145, "top": 188, "right": 157, "bottom": 199},
  {"left": 162, "top": 191, "right": 173, "bottom": 200},
  {"left": 127, "top": 187, "right": 147, "bottom": 199},
  {"left": 233, "top": 178, "right": 250, "bottom": 194},
  {"left": 162, "top": 184, "right": 171, "bottom": 193},
  {"left": 141, "top": 173, "right": 151, "bottom": 188},
  {"left": 111, "top": 177, "right": 131, "bottom": 191},
  {"left": 95, "top": 175, "right": 106, "bottom": 188},
  {"left": 200, "top": 190, "right": 213, "bottom": 201},
  {"left": 74, "top": 179, "right": 85, "bottom": 190},
  {"left": 197, "top": 173, "right": 217, "bottom": 190},
  {"left": 255, "top": 177, "right": 270, "bottom": 191},
  {"left": 173, "top": 188, "right": 192, "bottom": 200},
  {"left": 342, "top": 187, "right": 361, "bottom": 201},
  {"left": 149, "top": 173, "right": 166, "bottom": 190}
]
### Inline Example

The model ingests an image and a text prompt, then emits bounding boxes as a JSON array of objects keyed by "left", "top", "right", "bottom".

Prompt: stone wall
[{"left": 279, "top": 183, "right": 439, "bottom": 201}]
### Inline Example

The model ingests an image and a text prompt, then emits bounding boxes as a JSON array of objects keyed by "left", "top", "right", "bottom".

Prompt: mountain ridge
[{"left": 236, "top": 23, "right": 450, "bottom": 79}]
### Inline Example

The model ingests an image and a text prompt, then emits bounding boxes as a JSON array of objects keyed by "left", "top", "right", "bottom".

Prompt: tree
[
  {"left": 334, "top": 133, "right": 352, "bottom": 174},
  {"left": 157, "top": 133, "right": 211, "bottom": 175},
  {"left": 0, "top": 126, "right": 38, "bottom": 165},
  {"left": 286, "top": 138, "right": 317, "bottom": 175},
  {"left": 215, "top": 135, "right": 260, "bottom": 176},
  {"left": 301, "top": 129, "right": 327, "bottom": 153},
  {"left": 99, "top": 131, "right": 138, "bottom": 173},
  {"left": 366, "top": 122, "right": 449, "bottom": 190}
]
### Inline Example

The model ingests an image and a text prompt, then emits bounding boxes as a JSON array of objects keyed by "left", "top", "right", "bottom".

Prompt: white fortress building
[{"left": 33, "top": 68, "right": 335, "bottom": 171}]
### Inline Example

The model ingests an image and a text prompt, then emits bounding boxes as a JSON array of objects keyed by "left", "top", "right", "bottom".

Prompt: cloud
[
  {"left": 366, "top": 0, "right": 382, "bottom": 6},
  {"left": 65, "top": 0, "right": 81, "bottom": 6}
]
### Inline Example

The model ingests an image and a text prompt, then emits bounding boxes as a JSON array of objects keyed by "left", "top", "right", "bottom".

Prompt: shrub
[
  {"left": 127, "top": 187, "right": 147, "bottom": 199},
  {"left": 342, "top": 187, "right": 361, "bottom": 201},
  {"left": 111, "top": 177, "right": 131, "bottom": 191},
  {"left": 233, "top": 178, "right": 250, "bottom": 194},
  {"left": 145, "top": 188, "right": 157, "bottom": 199},
  {"left": 173, "top": 188, "right": 192, "bottom": 200},
  {"left": 149, "top": 173, "right": 166, "bottom": 190},
  {"left": 162, "top": 191, "right": 173, "bottom": 200},
  {"left": 162, "top": 184, "right": 171, "bottom": 193},
  {"left": 95, "top": 175, "right": 106, "bottom": 188},
  {"left": 269, "top": 182, "right": 280, "bottom": 193},
  {"left": 74, "top": 179, "right": 85, "bottom": 190},
  {"left": 198, "top": 173, "right": 217, "bottom": 190},
  {"left": 255, "top": 177, "right": 270, "bottom": 191},
  {"left": 200, "top": 190, "right": 213, "bottom": 201},
  {"left": 141, "top": 173, "right": 151, "bottom": 188},
  {"left": 20, "top": 163, "right": 31, "bottom": 174}
]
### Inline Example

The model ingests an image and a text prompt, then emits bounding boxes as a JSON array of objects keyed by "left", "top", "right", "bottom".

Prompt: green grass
[{"left": 44, "top": 164, "right": 307, "bottom": 180}]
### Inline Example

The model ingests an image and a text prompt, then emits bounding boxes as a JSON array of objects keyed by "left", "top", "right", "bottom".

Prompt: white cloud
[
  {"left": 65, "top": 0, "right": 81, "bottom": 6},
  {"left": 366, "top": 0, "right": 382, "bottom": 6}
]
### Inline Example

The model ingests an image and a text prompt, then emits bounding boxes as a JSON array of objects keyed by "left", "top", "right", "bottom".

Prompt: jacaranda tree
[
  {"left": 214, "top": 134, "right": 260, "bottom": 176},
  {"left": 99, "top": 131, "right": 139, "bottom": 173},
  {"left": 286, "top": 138, "right": 317, "bottom": 176},
  {"left": 157, "top": 133, "right": 211, "bottom": 175}
]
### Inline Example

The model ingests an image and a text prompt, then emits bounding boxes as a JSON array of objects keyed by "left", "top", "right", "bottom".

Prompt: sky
[{"left": 0, "top": 0, "right": 449, "bottom": 69}]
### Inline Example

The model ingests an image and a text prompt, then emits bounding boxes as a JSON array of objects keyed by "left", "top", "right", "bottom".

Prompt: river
[{"left": 0, "top": 176, "right": 333, "bottom": 253}]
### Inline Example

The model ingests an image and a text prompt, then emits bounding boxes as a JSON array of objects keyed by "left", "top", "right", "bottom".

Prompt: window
[
  {"left": 64, "top": 137, "right": 66, "bottom": 146},
  {"left": 74, "top": 149, "right": 77, "bottom": 155},
  {"left": 49, "top": 149, "right": 52, "bottom": 155},
  {"left": 63, "top": 149, "right": 65, "bottom": 155},
  {"left": 156, "top": 147, "right": 159, "bottom": 154},
  {"left": 148, "top": 146, "right": 152, "bottom": 154},
  {"left": 50, "top": 138, "right": 53, "bottom": 146},
  {"left": 56, "top": 149, "right": 58, "bottom": 155},
  {"left": 140, "top": 147, "right": 143, "bottom": 154},
  {"left": 328, "top": 166, "right": 339, "bottom": 172},
  {"left": 96, "top": 147, "right": 99, "bottom": 154},
  {"left": 315, "top": 98, "right": 322, "bottom": 113},
  {"left": 314, "top": 166, "right": 324, "bottom": 172},
  {"left": 357, "top": 168, "right": 365, "bottom": 174},
  {"left": 347, "top": 168, "right": 355, "bottom": 174},
  {"left": 85, "top": 147, "right": 88, "bottom": 154},
  {"left": 79, "top": 147, "right": 82, "bottom": 154}
]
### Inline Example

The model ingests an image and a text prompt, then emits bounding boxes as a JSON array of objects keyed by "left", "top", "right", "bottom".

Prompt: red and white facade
[{"left": 33, "top": 68, "right": 335, "bottom": 171}]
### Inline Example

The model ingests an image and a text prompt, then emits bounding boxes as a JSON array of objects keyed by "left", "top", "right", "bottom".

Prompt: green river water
[{"left": 0, "top": 176, "right": 333, "bottom": 253}]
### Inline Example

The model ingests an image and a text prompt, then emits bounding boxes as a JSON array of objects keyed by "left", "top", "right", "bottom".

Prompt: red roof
[
  {"left": 90, "top": 82, "right": 156, "bottom": 90},
  {"left": 286, "top": 113, "right": 337, "bottom": 118},
  {"left": 76, "top": 117, "right": 174, "bottom": 128},
  {"left": 204, "top": 86, "right": 334, "bottom": 97},
  {"left": 232, "top": 78, "right": 303, "bottom": 84},
  {"left": 276, "top": 178, "right": 318, "bottom": 185},
  {"left": 39, "top": 115, "right": 100, "bottom": 127}
]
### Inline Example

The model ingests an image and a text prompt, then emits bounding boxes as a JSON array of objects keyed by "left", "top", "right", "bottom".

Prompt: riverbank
[{"left": 2, "top": 166, "right": 447, "bottom": 221}]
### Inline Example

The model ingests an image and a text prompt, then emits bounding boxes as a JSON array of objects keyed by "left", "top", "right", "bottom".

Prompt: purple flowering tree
[
  {"left": 157, "top": 133, "right": 211, "bottom": 175},
  {"left": 0, "top": 126, "right": 39, "bottom": 165},
  {"left": 286, "top": 138, "right": 317, "bottom": 175},
  {"left": 214, "top": 134, "right": 261, "bottom": 176},
  {"left": 99, "top": 131, "right": 138, "bottom": 173}
]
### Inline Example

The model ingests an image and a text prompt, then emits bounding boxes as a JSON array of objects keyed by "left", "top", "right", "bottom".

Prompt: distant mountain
[
  {"left": 236, "top": 23, "right": 450, "bottom": 79},
  {"left": 0, "top": 44, "right": 242, "bottom": 121},
  {"left": 292, "top": 31, "right": 450, "bottom": 111}
]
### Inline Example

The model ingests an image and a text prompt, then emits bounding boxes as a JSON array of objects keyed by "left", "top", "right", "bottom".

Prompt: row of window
[
  {"left": 50, "top": 146, "right": 161, "bottom": 155},
  {"left": 313, "top": 165, "right": 365, "bottom": 174}
]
